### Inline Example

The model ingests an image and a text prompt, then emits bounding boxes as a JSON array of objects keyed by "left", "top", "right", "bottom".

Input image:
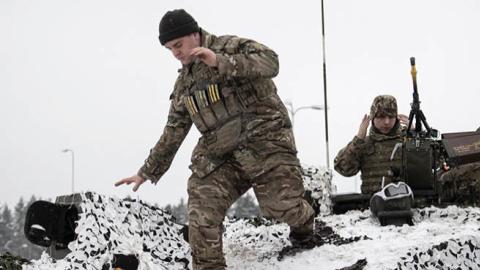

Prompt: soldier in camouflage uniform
[
  {"left": 115, "top": 9, "right": 315, "bottom": 270},
  {"left": 334, "top": 95, "right": 408, "bottom": 194}
]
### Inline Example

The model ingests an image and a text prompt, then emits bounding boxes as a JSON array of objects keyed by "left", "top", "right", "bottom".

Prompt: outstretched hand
[
  {"left": 190, "top": 47, "right": 218, "bottom": 67},
  {"left": 115, "top": 175, "right": 146, "bottom": 192},
  {"left": 357, "top": 114, "right": 371, "bottom": 139}
]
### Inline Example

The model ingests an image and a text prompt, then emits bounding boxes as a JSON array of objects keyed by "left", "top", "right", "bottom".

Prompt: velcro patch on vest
[{"left": 237, "top": 88, "right": 258, "bottom": 107}]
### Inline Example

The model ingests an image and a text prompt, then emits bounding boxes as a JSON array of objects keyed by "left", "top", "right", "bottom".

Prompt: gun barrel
[{"left": 410, "top": 57, "right": 418, "bottom": 93}]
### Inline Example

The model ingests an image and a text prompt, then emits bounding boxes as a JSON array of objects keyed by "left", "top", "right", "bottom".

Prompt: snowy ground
[
  {"left": 23, "top": 166, "right": 480, "bottom": 270},
  {"left": 224, "top": 206, "right": 480, "bottom": 270}
]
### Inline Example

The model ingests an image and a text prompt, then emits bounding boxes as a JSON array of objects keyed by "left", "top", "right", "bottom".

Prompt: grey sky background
[{"left": 1, "top": 0, "right": 480, "bottom": 207}]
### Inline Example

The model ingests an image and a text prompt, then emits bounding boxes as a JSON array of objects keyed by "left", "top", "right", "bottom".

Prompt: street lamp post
[
  {"left": 284, "top": 101, "right": 324, "bottom": 128},
  {"left": 62, "top": 149, "right": 75, "bottom": 193},
  {"left": 284, "top": 101, "right": 331, "bottom": 168}
]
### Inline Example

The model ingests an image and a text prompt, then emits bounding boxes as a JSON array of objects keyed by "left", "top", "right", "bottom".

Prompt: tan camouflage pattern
[
  {"left": 370, "top": 95, "right": 398, "bottom": 118},
  {"left": 188, "top": 163, "right": 313, "bottom": 269},
  {"left": 334, "top": 122, "right": 404, "bottom": 194},
  {"left": 438, "top": 127, "right": 480, "bottom": 204},
  {"left": 138, "top": 29, "right": 296, "bottom": 181},
  {"left": 440, "top": 161, "right": 480, "bottom": 204},
  {"left": 138, "top": 29, "right": 314, "bottom": 270}
]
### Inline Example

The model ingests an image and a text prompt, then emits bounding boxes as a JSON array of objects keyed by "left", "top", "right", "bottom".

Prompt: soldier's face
[
  {"left": 164, "top": 33, "right": 200, "bottom": 65},
  {"left": 373, "top": 114, "right": 397, "bottom": 134}
]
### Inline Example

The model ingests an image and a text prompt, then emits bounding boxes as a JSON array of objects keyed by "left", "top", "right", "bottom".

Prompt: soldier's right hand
[
  {"left": 357, "top": 114, "right": 371, "bottom": 139},
  {"left": 114, "top": 175, "right": 146, "bottom": 192},
  {"left": 398, "top": 113, "right": 409, "bottom": 127}
]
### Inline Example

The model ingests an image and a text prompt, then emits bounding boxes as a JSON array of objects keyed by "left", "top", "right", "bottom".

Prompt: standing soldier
[
  {"left": 334, "top": 95, "right": 408, "bottom": 194},
  {"left": 115, "top": 9, "right": 315, "bottom": 270}
]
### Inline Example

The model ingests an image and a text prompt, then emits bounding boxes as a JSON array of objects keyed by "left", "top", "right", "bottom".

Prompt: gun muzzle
[{"left": 410, "top": 57, "right": 417, "bottom": 81}]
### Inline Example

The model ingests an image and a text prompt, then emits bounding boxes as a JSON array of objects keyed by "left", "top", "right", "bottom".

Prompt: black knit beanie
[{"left": 159, "top": 9, "right": 199, "bottom": 45}]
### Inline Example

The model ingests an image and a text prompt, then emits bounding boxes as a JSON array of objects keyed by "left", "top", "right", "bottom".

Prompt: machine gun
[
  {"left": 406, "top": 57, "right": 438, "bottom": 139},
  {"left": 398, "top": 57, "right": 480, "bottom": 205},
  {"left": 397, "top": 57, "right": 443, "bottom": 201}
]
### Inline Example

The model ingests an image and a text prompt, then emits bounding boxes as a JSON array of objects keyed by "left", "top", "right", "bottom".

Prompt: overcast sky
[{"left": 1, "top": 0, "right": 480, "bottom": 208}]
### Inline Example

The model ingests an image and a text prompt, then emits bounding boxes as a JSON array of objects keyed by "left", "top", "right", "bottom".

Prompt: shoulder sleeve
[
  {"left": 215, "top": 36, "right": 279, "bottom": 79},
  {"left": 334, "top": 136, "right": 366, "bottom": 177},
  {"left": 137, "top": 79, "right": 193, "bottom": 183}
]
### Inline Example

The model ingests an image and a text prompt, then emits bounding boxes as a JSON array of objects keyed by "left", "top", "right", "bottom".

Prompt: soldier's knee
[{"left": 188, "top": 203, "right": 226, "bottom": 228}]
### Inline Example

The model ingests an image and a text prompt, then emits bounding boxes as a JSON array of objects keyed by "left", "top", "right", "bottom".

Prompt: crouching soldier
[{"left": 115, "top": 9, "right": 316, "bottom": 270}]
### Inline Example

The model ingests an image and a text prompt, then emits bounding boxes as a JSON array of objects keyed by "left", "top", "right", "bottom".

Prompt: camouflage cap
[{"left": 370, "top": 95, "right": 398, "bottom": 118}]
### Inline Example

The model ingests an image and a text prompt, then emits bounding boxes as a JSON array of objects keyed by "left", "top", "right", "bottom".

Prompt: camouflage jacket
[
  {"left": 138, "top": 29, "right": 299, "bottom": 182},
  {"left": 334, "top": 122, "right": 404, "bottom": 194}
]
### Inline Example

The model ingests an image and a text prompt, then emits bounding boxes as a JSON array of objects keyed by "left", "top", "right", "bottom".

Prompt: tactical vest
[
  {"left": 183, "top": 79, "right": 257, "bottom": 134},
  {"left": 360, "top": 134, "right": 403, "bottom": 194},
  {"left": 182, "top": 33, "right": 275, "bottom": 157}
]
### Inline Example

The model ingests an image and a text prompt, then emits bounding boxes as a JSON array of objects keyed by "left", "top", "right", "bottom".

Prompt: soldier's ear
[{"left": 193, "top": 32, "right": 201, "bottom": 43}]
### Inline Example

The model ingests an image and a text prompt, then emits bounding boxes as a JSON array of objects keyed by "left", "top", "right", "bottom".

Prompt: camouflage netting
[
  {"left": 394, "top": 237, "right": 480, "bottom": 270},
  {"left": 16, "top": 166, "right": 480, "bottom": 270},
  {"left": 20, "top": 165, "right": 333, "bottom": 270},
  {"left": 223, "top": 217, "right": 288, "bottom": 267},
  {"left": 392, "top": 206, "right": 480, "bottom": 270},
  {"left": 317, "top": 206, "right": 480, "bottom": 270},
  {"left": 25, "top": 193, "right": 190, "bottom": 270},
  {"left": 301, "top": 165, "right": 335, "bottom": 215}
]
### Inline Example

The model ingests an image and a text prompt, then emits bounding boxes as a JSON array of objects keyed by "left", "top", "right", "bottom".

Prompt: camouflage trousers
[{"left": 187, "top": 162, "right": 314, "bottom": 270}]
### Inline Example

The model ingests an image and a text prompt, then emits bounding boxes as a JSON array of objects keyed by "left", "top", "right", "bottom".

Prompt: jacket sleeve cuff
[
  {"left": 216, "top": 54, "right": 234, "bottom": 76},
  {"left": 352, "top": 135, "right": 366, "bottom": 146},
  {"left": 137, "top": 167, "right": 159, "bottom": 185}
]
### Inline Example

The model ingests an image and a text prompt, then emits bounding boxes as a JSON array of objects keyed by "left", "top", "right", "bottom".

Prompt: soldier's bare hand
[
  {"left": 114, "top": 175, "right": 146, "bottom": 192},
  {"left": 357, "top": 114, "right": 371, "bottom": 139},
  {"left": 190, "top": 47, "right": 217, "bottom": 67},
  {"left": 398, "top": 113, "right": 409, "bottom": 126}
]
